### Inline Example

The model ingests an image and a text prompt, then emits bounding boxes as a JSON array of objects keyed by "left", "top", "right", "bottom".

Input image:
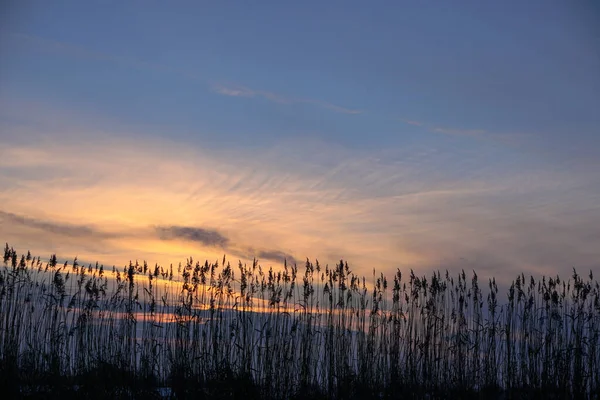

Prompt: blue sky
[{"left": 1, "top": 0, "right": 599, "bottom": 282}]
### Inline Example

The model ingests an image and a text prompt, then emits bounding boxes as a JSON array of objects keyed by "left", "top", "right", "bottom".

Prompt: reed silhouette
[{"left": 1, "top": 243, "right": 598, "bottom": 399}]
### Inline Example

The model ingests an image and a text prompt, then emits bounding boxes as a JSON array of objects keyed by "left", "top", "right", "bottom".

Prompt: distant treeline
[{"left": 1, "top": 243, "right": 599, "bottom": 399}]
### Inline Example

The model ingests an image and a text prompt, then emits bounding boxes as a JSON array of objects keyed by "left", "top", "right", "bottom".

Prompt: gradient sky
[{"left": 1, "top": 0, "right": 599, "bottom": 283}]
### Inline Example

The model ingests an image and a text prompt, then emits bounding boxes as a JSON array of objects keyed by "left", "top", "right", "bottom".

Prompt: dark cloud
[
  {"left": 156, "top": 225, "right": 229, "bottom": 248},
  {"left": 256, "top": 249, "right": 297, "bottom": 265},
  {"left": 226, "top": 246, "right": 299, "bottom": 266},
  {"left": 0, "top": 210, "right": 110, "bottom": 238}
]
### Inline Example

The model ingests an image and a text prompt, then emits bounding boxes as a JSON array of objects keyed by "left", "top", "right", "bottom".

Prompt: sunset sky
[{"left": 1, "top": 1, "right": 599, "bottom": 283}]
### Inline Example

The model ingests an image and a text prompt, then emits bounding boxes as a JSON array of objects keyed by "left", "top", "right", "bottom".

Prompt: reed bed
[{"left": 0, "top": 243, "right": 599, "bottom": 399}]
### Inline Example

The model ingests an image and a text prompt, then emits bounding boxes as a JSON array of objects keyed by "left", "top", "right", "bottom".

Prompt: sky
[{"left": 0, "top": 0, "right": 599, "bottom": 284}]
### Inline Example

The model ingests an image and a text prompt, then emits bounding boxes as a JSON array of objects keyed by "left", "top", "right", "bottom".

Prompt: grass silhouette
[{"left": 1, "top": 243, "right": 598, "bottom": 399}]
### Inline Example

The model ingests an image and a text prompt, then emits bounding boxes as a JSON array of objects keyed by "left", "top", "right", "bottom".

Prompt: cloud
[
  {"left": 7, "top": 32, "right": 175, "bottom": 77},
  {"left": 401, "top": 119, "right": 486, "bottom": 137},
  {"left": 156, "top": 226, "right": 229, "bottom": 248},
  {"left": 400, "top": 118, "right": 524, "bottom": 147},
  {"left": 220, "top": 247, "right": 297, "bottom": 266},
  {"left": 432, "top": 127, "right": 487, "bottom": 137},
  {"left": 230, "top": 248, "right": 298, "bottom": 266},
  {"left": 212, "top": 83, "right": 362, "bottom": 115},
  {"left": 402, "top": 118, "right": 483, "bottom": 134},
  {"left": 8, "top": 32, "right": 361, "bottom": 117},
  {"left": 0, "top": 210, "right": 113, "bottom": 239},
  {"left": 299, "top": 99, "right": 363, "bottom": 115},
  {"left": 211, "top": 84, "right": 291, "bottom": 104},
  {"left": 0, "top": 209, "right": 129, "bottom": 259},
  {"left": 1, "top": 99, "right": 599, "bottom": 284},
  {"left": 154, "top": 225, "right": 299, "bottom": 265},
  {"left": 256, "top": 249, "right": 296, "bottom": 264},
  {"left": 212, "top": 85, "right": 256, "bottom": 98}
]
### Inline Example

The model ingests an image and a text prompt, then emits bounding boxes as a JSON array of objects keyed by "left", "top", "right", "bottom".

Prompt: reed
[{"left": 0, "top": 243, "right": 598, "bottom": 399}]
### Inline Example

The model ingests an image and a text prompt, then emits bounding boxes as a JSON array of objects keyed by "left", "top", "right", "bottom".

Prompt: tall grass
[{"left": 0, "top": 243, "right": 598, "bottom": 399}]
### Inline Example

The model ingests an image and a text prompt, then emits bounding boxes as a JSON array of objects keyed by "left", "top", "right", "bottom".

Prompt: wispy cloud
[
  {"left": 8, "top": 32, "right": 360, "bottom": 116},
  {"left": 212, "top": 83, "right": 362, "bottom": 115},
  {"left": 0, "top": 207, "right": 300, "bottom": 267},
  {"left": 211, "top": 85, "right": 257, "bottom": 99},
  {"left": 432, "top": 127, "right": 487, "bottom": 137},
  {"left": 211, "top": 84, "right": 290, "bottom": 103},
  {"left": 400, "top": 118, "right": 525, "bottom": 146},
  {"left": 7, "top": 32, "right": 185, "bottom": 79},
  {"left": 0, "top": 210, "right": 114, "bottom": 239},
  {"left": 402, "top": 119, "right": 486, "bottom": 137},
  {"left": 1, "top": 99, "right": 598, "bottom": 283},
  {"left": 299, "top": 98, "right": 363, "bottom": 115},
  {"left": 403, "top": 120, "right": 423, "bottom": 127}
]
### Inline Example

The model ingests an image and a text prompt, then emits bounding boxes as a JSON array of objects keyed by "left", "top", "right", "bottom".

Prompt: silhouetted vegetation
[{"left": 1, "top": 243, "right": 599, "bottom": 399}]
